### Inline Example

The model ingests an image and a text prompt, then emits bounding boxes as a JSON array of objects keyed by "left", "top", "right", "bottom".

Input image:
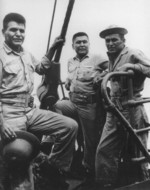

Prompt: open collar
[
  {"left": 3, "top": 42, "right": 24, "bottom": 56},
  {"left": 108, "top": 46, "right": 128, "bottom": 71},
  {"left": 73, "top": 53, "right": 90, "bottom": 62}
]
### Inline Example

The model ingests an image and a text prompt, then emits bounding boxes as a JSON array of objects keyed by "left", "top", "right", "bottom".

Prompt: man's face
[
  {"left": 2, "top": 21, "right": 25, "bottom": 51},
  {"left": 72, "top": 35, "right": 89, "bottom": 57},
  {"left": 105, "top": 33, "right": 124, "bottom": 54}
]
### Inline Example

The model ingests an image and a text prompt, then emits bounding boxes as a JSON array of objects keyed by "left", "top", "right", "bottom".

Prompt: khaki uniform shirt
[
  {"left": 67, "top": 54, "right": 108, "bottom": 94},
  {"left": 108, "top": 47, "right": 150, "bottom": 99},
  {"left": 0, "top": 43, "right": 51, "bottom": 96},
  {"left": 0, "top": 43, "right": 52, "bottom": 130}
]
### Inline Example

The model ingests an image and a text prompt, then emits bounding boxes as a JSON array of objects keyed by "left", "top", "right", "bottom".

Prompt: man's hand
[
  {"left": 1, "top": 126, "right": 17, "bottom": 141},
  {"left": 65, "top": 79, "right": 70, "bottom": 91},
  {"left": 93, "top": 75, "right": 103, "bottom": 84},
  {"left": 51, "top": 36, "right": 65, "bottom": 50},
  {"left": 93, "top": 75, "right": 104, "bottom": 90},
  {"left": 93, "top": 71, "right": 108, "bottom": 89},
  {"left": 116, "top": 63, "right": 134, "bottom": 72},
  {"left": 46, "top": 36, "right": 65, "bottom": 61}
]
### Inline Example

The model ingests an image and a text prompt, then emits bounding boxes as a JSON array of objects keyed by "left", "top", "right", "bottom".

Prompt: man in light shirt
[
  {"left": 55, "top": 32, "right": 108, "bottom": 182},
  {"left": 0, "top": 12, "right": 78, "bottom": 189}
]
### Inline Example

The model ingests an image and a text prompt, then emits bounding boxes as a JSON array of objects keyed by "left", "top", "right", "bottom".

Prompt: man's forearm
[
  {"left": 134, "top": 63, "right": 150, "bottom": 78},
  {"left": 45, "top": 46, "right": 56, "bottom": 61}
]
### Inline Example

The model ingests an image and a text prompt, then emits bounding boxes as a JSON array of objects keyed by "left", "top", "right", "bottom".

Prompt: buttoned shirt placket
[
  {"left": 74, "top": 55, "right": 88, "bottom": 81},
  {"left": 20, "top": 53, "right": 31, "bottom": 93}
]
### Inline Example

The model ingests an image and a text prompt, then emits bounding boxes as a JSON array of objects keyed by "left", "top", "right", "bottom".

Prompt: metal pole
[{"left": 46, "top": 0, "right": 57, "bottom": 53}]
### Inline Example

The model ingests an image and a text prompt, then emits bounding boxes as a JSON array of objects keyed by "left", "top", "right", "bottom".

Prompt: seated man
[
  {"left": 55, "top": 32, "right": 108, "bottom": 180},
  {"left": 0, "top": 13, "right": 78, "bottom": 189}
]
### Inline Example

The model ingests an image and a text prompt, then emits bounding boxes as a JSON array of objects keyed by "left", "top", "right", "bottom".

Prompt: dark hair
[
  {"left": 3, "top": 13, "right": 26, "bottom": 30},
  {"left": 72, "top": 32, "right": 89, "bottom": 42}
]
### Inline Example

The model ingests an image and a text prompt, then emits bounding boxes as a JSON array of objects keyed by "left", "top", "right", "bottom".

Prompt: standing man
[
  {"left": 95, "top": 25, "right": 150, "bottom": 188},
  {"left": 55, "top": 32, "right": 108, "bottom": 179},
  {"left": 0, "top": 12, "right": 78, "bottom": 189}
]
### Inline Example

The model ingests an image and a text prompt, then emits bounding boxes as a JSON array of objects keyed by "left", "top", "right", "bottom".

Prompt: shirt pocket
[
  {"left": 4, "top": 59, "right": 21, "bottom": 74},
  {"left": 77, "top": 66, "right": 95, "bottom": 81},
  {"left": 3, "top": 59, "right": 23, "bottom": 87},
  {"left": 68, "top": 64, "right": 77, "bottom": 73}
]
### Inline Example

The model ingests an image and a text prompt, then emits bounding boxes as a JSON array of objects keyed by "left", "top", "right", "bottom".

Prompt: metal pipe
[
  {"left": 135, "top": 127, "right": 150, "bottom": 134},
  {"left": 101, "top": 71, "right": 150, "bottom": 163},
  {"left": 46, "top": 0, "right": 57, "bottom": 53}
]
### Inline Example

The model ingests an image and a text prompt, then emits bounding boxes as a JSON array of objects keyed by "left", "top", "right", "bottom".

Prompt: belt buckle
[
  {"left": 81, "top": 95, "right": 88, "bottom": 103},
  {"left": 28, "top": 96, "right": 34, "bottom": 108}
]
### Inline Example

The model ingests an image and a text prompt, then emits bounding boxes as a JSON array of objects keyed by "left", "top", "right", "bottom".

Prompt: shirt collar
[
  {"left": 73, "top": 53, "right": 90, "bottom": 61},
  {"left": 3, "top": 42, "right": 24, "bottom": 55},
  {"left": 107, "top": 46, "right": 128, "bottom": 60},
  {"left": 119, "top": 46, "right": 128, "bottom": 55}
]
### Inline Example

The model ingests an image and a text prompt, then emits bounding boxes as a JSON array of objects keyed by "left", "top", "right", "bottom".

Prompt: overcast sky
[
  {"left": 0, "top": 0, "right": 150, "bottom": 114},
  {"left": 1, "top": 0, "right": 150, "bottom": 74}
]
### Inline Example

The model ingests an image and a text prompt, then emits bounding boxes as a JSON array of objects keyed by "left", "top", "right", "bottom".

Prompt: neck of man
[
  {"left": 6, "top": 42, "right": 22, "bottom": 53},
  {"left": 108, "top": 46, "right": 124, "bottom": 63},
  {"left": 77, "top": 53, "right": 87, "bottom": 61}
]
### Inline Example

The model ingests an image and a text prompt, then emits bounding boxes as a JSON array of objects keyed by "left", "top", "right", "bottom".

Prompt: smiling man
[
  {"left": 55, "top": 32, "right": 108, "bottom": 182},
  {"left": 2, "top": 18, "right": 25, "bottom": 52},
  {"left": 0, "top": 12, "right": 78, "bottom": 189}
]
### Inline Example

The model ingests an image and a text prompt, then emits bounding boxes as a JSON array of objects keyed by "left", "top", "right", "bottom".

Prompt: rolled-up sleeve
[
  {"left": 32, "top": 55, "right": 53, "bottom": 75},
  {"left": 133, "top": 50, "right": 150, "bottom": 78}
]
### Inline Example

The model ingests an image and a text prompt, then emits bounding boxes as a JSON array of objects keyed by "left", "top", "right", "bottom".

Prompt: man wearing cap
[
  {"left": 95, "top": 25, "right": 150, "bottom": 188},
  {"left": 0, "top": 12, "right": 78, "bottom": 189}
]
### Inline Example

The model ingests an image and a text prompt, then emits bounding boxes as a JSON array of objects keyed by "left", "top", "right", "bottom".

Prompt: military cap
[
  {"left": 2, "top": 131, "right": 40, "bottom": 166},
  {"left": 100, "top": 25, "right": 128, "bottom": 38}
]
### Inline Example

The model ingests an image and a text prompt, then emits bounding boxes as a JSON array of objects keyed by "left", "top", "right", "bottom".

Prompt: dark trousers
[
  {"left": 55, "top": 99, "right": 101, "bottom": 172},
  {"left": 95, "top": 105, "right": 149, "bottom": 186}
]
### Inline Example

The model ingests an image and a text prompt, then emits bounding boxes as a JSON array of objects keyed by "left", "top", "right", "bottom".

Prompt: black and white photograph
[{"left": 0, "top": 0, "right": 150, "bottom": 190}]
